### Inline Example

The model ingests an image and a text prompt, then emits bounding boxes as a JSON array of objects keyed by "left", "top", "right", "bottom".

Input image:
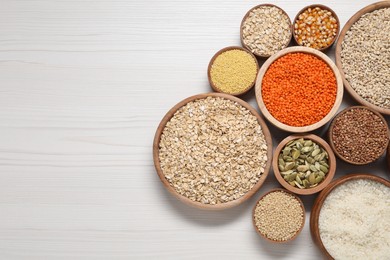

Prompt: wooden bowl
[
  {"left": 252, "top": 188, "right": 305, "bottom": 243},
  {"left": 207, "top": 46, "right": 259, "bottom": 96},
  {"left": 335, "top": 1, "right": 390, "bottom": 115},
  {"left": 255, "top": 46, "right": 343, "bottom": 133},
  {"left": 310, "top": 173, "right": 390, "bottom": 259},
  {"left": 153, "top": 93, "right": 273, "bottom": 210},
  {"left": 292, "top": 4, "right": 340, "bottom": 51},
  {"left": 273, "top": 134, "right": 336, "bottom": 195},
  {"left": 328, "top": 106, "right": 390, "bottom": 165},
  {"left": 240, "top": 4, "right": 292, "bottom": 58}
]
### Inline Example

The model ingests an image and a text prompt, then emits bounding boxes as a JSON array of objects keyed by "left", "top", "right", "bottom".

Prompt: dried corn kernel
[{"left": 294, "top": 6, "right": 338, "bottom": 49}]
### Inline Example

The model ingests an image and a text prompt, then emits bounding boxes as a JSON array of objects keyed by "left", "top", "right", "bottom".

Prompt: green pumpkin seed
[
  {"left": 312, "top": 148, "right": 321, "bottom": 157},
  {"left": 304, "top": 140, "right": 313, "bottom": 147},
  {"left": 292, "top": 149, "right": 300, "bottom": 159},
  {"left": 297, "top": 165, "right": 309, "bottom": 172},
  {"left": 319, "top": 165, "right": 328, "bottom": 173}
]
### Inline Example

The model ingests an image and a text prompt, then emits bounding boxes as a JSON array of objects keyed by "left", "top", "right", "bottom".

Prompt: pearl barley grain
[{"left": 254, "top": 190, "right": 304, "bottom": 241}]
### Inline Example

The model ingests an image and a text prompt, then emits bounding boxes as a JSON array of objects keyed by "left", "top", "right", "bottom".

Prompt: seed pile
[
  {"left": 210, "top": 49, "right": 257, "bottom": 95},
  {"left": 159, "top": 97, "right": 268, "bottom": 205},
  {"left": 319, "top": 179, "right": 390, "bottom": 259},
  {"left": 278, "top": 138, "right": 329, "bottom": 189},
  {"left": 242, "top": 6, "right": 291, "bottom": 57},
  {"left": 331, "top": 107, "right": 389, "bottom": 164},
  {"left": 262, "top": 52, "right": 337, "bottom": 126},
  {"left": 341, "top": 8, "right": 390, "bottom": 109},
  {"left": 254, "top": 190, "right": 304, "bottom": 241},
  {"left": 294, "top": 6, "right": 338, "bottom": 49}
]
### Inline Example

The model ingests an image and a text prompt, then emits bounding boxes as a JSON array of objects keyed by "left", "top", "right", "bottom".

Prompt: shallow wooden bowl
[
  {"left": 252, "top": 188, "right": 305, "bottom": 243},
  {"left": 273, "top": 134, "right": 336, "bottom": 195},
  {"left": 240, "top": 4, "right": 292, "bottom": 58},
  {"left": 335, "top": 1, "right": 390, "bottom": 115},
  {"left": 328, "top": 106, "right": 390, "bottom": 165},
  {"left": 310, "top": 173, "right": 390, "bottom": 259},
  {"left": 153, "top": 93, "right": 273, "bottom": 210},
  {"left": 292, "top": 4, "right": 340, "bottom": 51},
  {"left": 207, "top": 46, "right": 259, "bottom": 96},
  {"left": 255, "top": 46, "right": 343, "bottom": 133}
]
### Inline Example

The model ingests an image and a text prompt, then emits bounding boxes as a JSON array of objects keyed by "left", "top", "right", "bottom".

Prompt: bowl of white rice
[{"left": 310, "top": 174, "right": 390, "bottom": 259}]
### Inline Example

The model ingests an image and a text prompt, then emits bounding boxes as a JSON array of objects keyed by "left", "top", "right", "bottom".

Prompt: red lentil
[{"left": 262, "top": 53, "right": 336, "bottom": 127}]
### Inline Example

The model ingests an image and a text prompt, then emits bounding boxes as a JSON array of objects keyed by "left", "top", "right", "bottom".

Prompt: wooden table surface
[{"left": 0, "top": 0, "right": 388, "bottom": 259}]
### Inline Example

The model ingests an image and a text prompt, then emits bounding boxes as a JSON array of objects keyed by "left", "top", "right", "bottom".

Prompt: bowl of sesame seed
[
  {"left": 252, "top": 188, "right": 305, "bottom": 242},
  {"left": 293, "top": 4, "right": 339, "bottom": 51}
]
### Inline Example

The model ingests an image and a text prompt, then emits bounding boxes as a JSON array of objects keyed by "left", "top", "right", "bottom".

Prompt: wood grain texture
[{"left": 0, "top": 0, "right": 389, "bottom": 259}]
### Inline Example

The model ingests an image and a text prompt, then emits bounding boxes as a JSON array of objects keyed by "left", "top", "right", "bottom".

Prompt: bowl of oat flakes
[
  {"left": 153, "top": 93, "right": 273, "bottom": 210},
  {"left": 240, "top": 4, "right": 292, "bottom": 58}
]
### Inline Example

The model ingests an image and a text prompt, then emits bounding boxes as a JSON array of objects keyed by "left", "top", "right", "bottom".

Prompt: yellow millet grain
[{"left": 210, "top": 49, "right": 257, "bottom": 94}]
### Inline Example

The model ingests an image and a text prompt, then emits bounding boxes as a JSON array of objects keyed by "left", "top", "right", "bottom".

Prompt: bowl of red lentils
[{"left": 255, "top": 46, "right": 343, "bottom": 133}]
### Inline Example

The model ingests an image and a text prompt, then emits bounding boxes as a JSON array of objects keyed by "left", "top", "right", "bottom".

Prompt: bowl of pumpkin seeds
[{"left": 272, "top": 134, "right": 336, "bottom": 195}]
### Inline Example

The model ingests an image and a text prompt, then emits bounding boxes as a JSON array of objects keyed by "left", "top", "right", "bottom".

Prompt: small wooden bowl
[
  {"left": 240, "top": 4, "right": 292, "bottom": 58},
  {"left": 207, "top": 46, "right": 259, "bottom": 96},
  {"left": 335, "top": 1, "right": 390, "bottom": 115},
  {"left": 273, "top": 134, "right": 336, "bottom": 195},
  {"left": 310, "top": 173, "right": 390, "bottom": 259},
  {"left": 328, "top": 106, "right": 390, "bottom": 165},
  {"left": 252, "top": 188, "right": 305, "bottom": 243},
  {"left": 292, "top": 4, "right": 340, "bottom": 51},
  {"left": 153, "top": 93, "right": 273, "bottom": 210},
  {"left": 255, "top": 46, "right": 343, "bottom": 133}
]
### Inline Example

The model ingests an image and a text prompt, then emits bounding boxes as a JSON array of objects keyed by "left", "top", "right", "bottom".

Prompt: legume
[
  {"left": 242, "top": 5, "right": 291, "bottom": 57},
  {"left": 159, "top": 97, "right": 268, "bottom": 205},
  {"left": 341, "top": 8, "right": 390, "bottom": 108},
  {"left": 262, "top": 53, "right": 337, "bottom": 127},
  {"left": 294, "top": 6, "right": 338, "bottom": 49},
  {"left": 330, "top": 107, "right": 389, "bottom": 164},
  {"left": 209, "top": 49, "right": 257, "bottom": 95},
  {"left": 254, "top": 190, "right": 304, "bottom": 242}
]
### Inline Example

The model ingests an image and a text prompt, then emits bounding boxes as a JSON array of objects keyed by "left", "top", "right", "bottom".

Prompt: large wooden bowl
[
  {"left": 310, "top": 174, "right": 390, "bottom": 259},
  {"left": 207, "top": 46, "right": 259, "bottom": 96},
  {"left": 153, "top": 93, "right": 273, "bottom": 210},
  {"left": 252, "top": 188, "right": 305, "bottom": 243},
  {"left": 328, "top": 106, "right": 390, "bottom": 165},
  {"left": 273, "top": 134, "right": 336, "bottom": 195},
  {"left": 240, "top": 4, "right": 292, "bottom": 58},
  {"left": 255, "top": 46, "right": 343, "bottom": 133},
  {"left": 335, "top": 1, "right": 390, "bottom": 115},
  {"left": 292, "top": 4, "right": 340, "bottom": 51}
]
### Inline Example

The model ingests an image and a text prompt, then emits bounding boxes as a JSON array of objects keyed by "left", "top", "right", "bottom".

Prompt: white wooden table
[{"left": 0, "top": 0, "right": 388, "bottom": 259}]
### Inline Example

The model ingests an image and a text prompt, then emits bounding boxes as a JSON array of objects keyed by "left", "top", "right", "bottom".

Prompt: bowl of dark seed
[
  {"left": 240, "top": 4, "right": 292, "bottom": 58},
  {"left": 273, "top": 134, "right": 336, "bottom": 195},
  {"left": 328, "top": 106, "right": 390, "bottom": 165},
  {"left": 336, "top": 2, "right": 390, "bottom": 114},
  {"left": 153, "top": 93, "right": 273, "bottom": 210},
  {"left": 293, "top": 4, "right": 339, "bottom": 51},
  {"left": 253, "top": 188, "right": 305, "bottom": 242}
]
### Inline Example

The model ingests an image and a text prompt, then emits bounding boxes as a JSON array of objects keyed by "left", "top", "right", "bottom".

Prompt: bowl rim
[
  {"left": 153, "top": 92, "right": 273, "bottom": 210},
  {"left": 310, "top": 173, "right": 390, "bottom": 259},
  {"left": 292, "top": 4, "right": 340, "bottom": 51},
  {"left": 252, "top": 188, "right": 306, "bottom": 242},
  {"left": 207, "top": 46, "right": 259, "bottom": 96},
  {"left": 255, "top": 46, "right": 344, "bottom": 133},
  {"left": 335, "top": 1, "right": 390, "bottom": 115},
  {"left": 240, "top": 3, "right": 292, "bottom": 58},
  {"left": 328, "top": 105, "right": 390, "bottom": 165},
  {"left": 272, "top": 134, "right": 336, "bottom": 195}
]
